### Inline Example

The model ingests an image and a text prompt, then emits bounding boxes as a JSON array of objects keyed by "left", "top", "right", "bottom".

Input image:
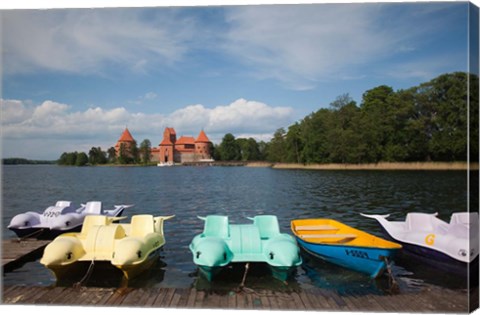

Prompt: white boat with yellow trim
[{"left": 361, "top": 212, "right": 479, "bottom": 276}]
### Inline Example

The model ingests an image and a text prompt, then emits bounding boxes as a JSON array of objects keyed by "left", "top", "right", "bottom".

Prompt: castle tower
[
  {"left": 195, "top": 130, "right": 212, "bottom": 160},
  {"left": 115, "top": 127, "right": 136, "bottom": 157},
  {"left": 159, "top": 127, "right": 176, "bottom": 163}
]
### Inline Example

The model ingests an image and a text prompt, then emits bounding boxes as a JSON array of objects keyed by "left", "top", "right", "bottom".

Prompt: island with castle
[{"left": 114, "top": 127, "right": 214, "bottom": 165}]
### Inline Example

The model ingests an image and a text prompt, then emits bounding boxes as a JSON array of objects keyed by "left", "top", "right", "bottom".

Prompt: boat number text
[
  {"left": 43, "top": 210, "right": 62, "bottom": 217},
  {"left": 345, "top": 249, "right": 369, "bottom": 259},
  {"left": 425, "top": 234, "right": 435, "bottom": 246}
]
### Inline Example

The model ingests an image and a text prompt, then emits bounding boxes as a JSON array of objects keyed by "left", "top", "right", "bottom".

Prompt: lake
[{"left": 1, "top": 165, "right": 470, "bottom": 294}]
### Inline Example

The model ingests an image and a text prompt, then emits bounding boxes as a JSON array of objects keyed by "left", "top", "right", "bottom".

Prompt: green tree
[
  {"left": 88, "top": 147, "right": 107, "bottom": 165},
  {"left": 65, "top": 152, "right": 77, "bottom": 165},
  {"left": 217, "top": 133, "right": 241, "bottom": 161},
  {"left": 266, "top": 128, "right": 288, "bottom": 162},
  {"left": 107, "top": 147, "right": 117, "bottom": 163},
  {"left": 75, "top": 152, "right": 89, "bottom": 166},
  {"left": 139, "top": 139, "right": 152, "bottom": 164},
  {"left": 237, "top": 137, "right": 261, "bottom": 161}
]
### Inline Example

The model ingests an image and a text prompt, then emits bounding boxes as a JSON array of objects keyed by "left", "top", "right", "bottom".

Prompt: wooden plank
[
  {"left": 236, "top": 292, "right": 246, "bottom": 309},
  {"left": 93, "top": 288, "right": 116, "bottom": 306},
  {"left": 2, "top": 285, "right": 24, "bottom": 303},
  {"left": 168, "top": 289, "right": 182, "bottom": 307},
  {"left": 154, "top": 288, "right": 175, "bottom": 307},
  {"left": 2, "top": 286, "right": 30, "bottom": 304},
  {"left": 15, "top": 286, "right": 44, "bottom": 304},
  {"left": 135, "top": 288, "right": 153, "bottom": 306},
  {"left": 290, "top": 291, "right": 306, "bottom": 310},
  {"left": 186, "top": 288, "right": 197, "bottom": 307},
  {"left": 297, "top": 291, "right": 315, "bottom": 310},
  {"left": 227, "top": 291, "right": 237, "bottom": 309},
  {"left": 120, "top": 287, "right": 145, "bottom": 306},
  {"left": 267, "top": 292, "right": 279, "bottom": 310},
  {"left": 257, "top": 290, "right": 270, "bottom": 310},
  {"left": 77, "top": 288, "right": 110, "bottom": 306},
  {"left": 2, "top": 240, "right": 50, "bottom": 272},
  {"left": 2, "top": 285, "right": 23, "bottom": 298},
  {"left": 105, "top": 287, "right": 133, "bottom": 306},
  {"left": 143, "top": 288, "right": 162, "bottom": 307},
  {"left": 194, "top": 289, "right": 206, "bottom": 308},
  {"left": 306, "top": 288, "right": 334, "bottom": 310},
  {"left": 177, "top": 288, "right": 188, "bottom": 308}
]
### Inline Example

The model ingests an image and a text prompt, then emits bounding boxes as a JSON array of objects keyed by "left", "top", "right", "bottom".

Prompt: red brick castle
[{"left": 114, "top": 127, "right": 213, "bottom": 163}]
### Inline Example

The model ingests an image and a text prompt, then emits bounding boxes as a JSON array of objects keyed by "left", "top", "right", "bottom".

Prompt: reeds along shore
[{"left": 245, "top": 161, "right": 478, "bottom": 170}]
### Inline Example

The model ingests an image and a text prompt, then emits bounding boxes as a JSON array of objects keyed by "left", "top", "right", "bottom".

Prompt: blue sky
[{"left": 1, "top": 1, "right": 476, "bottom": 159}]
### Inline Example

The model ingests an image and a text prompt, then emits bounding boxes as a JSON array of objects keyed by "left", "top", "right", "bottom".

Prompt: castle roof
[
  {"left": 195, "top": 130, "right": 211, "bottom": 143},
  {"left": 166, "top": 127, "right": 176, "bottom": 135},
  {"left": 176, "top": 136, "right": 195, "bottom": 145},
  {"left": 160, "top": 138, "right": 174, "bottom": 146},
  {"left": 118, "top": 128, "right": 135, "bottom": 142}
]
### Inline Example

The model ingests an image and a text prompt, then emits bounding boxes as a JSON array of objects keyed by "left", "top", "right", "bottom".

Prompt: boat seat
[
  {"left": 55, "top": 201, "right": 72, "bottom": 207},
  {"left": 300, "top": 234, "right": 357, "bottom": 239},
  {"left": 203, "top": 215, "right": 229, "bottom": 238},
  {"left": 131, "top": 215, "right": 155, "bottom": 237},
  {"left": 81, "top": 215, "right": 109, "bottom": 235},
  {"left": 295, "top": 225, "right": 339, "bottom": 231},
  {"left": 85, "top": 201, "right": 103, "bottom": 214},
  {"left": 254, "top": 215, "right": 280, "bottom": 239}
]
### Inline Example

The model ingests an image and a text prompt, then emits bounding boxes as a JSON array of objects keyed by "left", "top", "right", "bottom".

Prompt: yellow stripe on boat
[{"left": 291, "top": 219, "right": 401, "bottom": 249}]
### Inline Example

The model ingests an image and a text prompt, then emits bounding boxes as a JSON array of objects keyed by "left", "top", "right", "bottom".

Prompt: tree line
[
  {"left": 57, "top": 139, "right": 153, "bottom": 166},
  {"left": 214, "top": 72, "right": 478, "bottom": 163},
  {"left": 2, "top": 158, "right": 55, "bottom": 165}
]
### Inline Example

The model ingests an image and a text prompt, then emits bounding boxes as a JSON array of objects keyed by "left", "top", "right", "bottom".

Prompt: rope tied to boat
[
  {"left": 383, "top": 256, "right": 399, "bottom": 293},
  {"left": 16, "top": 228, "right": 47, "bottom": 242},
  {"left": 74, "top": 225, "right": 102, "bottom": 287}
]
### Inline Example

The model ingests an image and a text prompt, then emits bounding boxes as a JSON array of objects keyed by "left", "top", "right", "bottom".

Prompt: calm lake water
[{"left": 1, "top": 165, "right": 470, "bottom": 294}]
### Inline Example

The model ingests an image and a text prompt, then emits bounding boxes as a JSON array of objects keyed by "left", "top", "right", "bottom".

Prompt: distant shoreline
[
  {"left": 246, "top": 161, "right": 478, "bottom": 171},
  {"left": 4, "top": 160, "right": 477, "bottom": 170}
]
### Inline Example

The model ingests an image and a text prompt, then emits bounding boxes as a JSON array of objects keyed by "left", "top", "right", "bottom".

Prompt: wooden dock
[
  {"left": 2, "top": 285, "right": 476, "bottom": 312},
  {"left": 2, "top": 239, "right": 50, "bottom": 272},
  {"left": 1, "top": 238, "right": 478, "bottom": 312}
]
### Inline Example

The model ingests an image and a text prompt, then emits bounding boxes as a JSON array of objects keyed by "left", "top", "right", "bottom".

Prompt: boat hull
[
  {"left": 9, "top": 208, "right": 125, "bottom": 240},
  {"left": 378, "top": 226, "right": 477, "bottom": 277},
  {"left": 197, "top": 263, "right": 296, "bottom": 282},
  {"left": 296, "top": 238, "right": 398, "bottom": 278},
  {"left": 9, "top": 225, "right": 82, "bottom": 240}
]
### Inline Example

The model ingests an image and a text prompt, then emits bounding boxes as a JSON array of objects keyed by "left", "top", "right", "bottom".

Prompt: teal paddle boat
[{"left": 189, "top": 215, "right": 302, "bottom": 281}]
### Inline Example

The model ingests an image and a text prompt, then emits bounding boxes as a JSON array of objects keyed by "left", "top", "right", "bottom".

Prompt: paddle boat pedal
[
  {"left": 8, "top": 201, "right": 133, "bottom": 239},
  {"left": 189, "top": 215, "right": 302, "bottom": 281},
  {"left": 291, "top": 218, "right": 402, "bottom": 278},
  {"left": 40, "top": 214, "right": 174, "bottom": 281}
]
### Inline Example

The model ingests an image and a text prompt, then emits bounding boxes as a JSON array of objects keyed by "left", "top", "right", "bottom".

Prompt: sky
[{"left": 0, "top": 0, "right": 476, "bottom": 160}]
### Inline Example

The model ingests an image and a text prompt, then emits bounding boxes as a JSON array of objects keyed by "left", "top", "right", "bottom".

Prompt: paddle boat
[
  {"left": 8, "top": 201, "right": 132, "bottom": 239},
  {"left": 361, "top": 212, "right": 479, "bottom": 276},
  {"left": 189, "top": 215, "right": 302, "bottom": 281},
  {"left": 291, "top": 218, "right": 402, "bottom": 278},
  {"left": 40, "top": 214, "right": 174, "bottom": 280}
]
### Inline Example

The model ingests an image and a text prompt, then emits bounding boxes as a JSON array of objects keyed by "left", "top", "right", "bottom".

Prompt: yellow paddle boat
[
  {"left": 291, "top": 218, "right": 401, "bottom": 277},
  {"left": 40, "top": 214, "right": 174, "bottom": 280}
]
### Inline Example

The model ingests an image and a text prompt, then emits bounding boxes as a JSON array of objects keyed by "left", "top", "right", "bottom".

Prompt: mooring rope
[
  {"left": 232, "top": 263, "right": 291, "bottom": 300},
  {"left": 73, "top": 226, "right": 102, "bottom": 287},
  {"left": 383, "top": 257, "right": 399, "bottom": 293},
  {"left": 16, "top": 228, "right": 46, "bottom": 242}
]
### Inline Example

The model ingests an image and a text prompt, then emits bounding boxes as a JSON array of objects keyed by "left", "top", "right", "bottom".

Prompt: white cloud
[
  {"left": 1, "top": 98, "right": 294, "bottom": 159},
  {"left": 222, "top": 3, "right": 462, "bottom": 89},
  {"left": 2, "top": 9, "right": 196, "bottom": 74},
  {"left": 144, "top": 92, "right": 158, "bottom": 100}
]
